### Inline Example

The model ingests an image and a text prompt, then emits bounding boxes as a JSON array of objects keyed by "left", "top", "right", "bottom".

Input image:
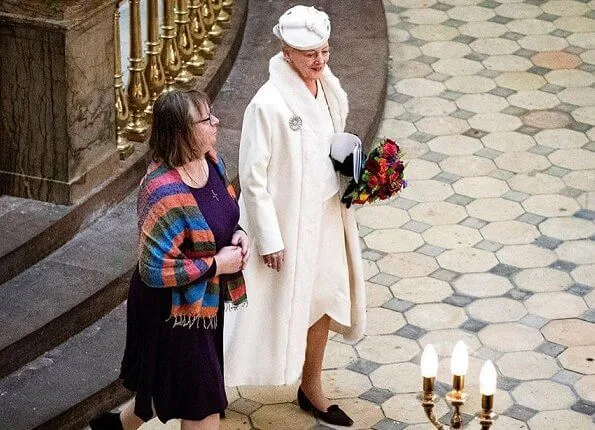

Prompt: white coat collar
[{"left": 268, "top": 52, "right": 349, "bottom": 133}]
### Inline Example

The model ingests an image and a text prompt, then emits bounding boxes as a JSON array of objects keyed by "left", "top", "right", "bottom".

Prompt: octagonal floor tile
[
  {"left": 549, "top": 148, "right": 595, "bottom": 170},
  {"left": 542, "top": 319, "right": 595, "bottom": 348},
  {"left": 378, "top": 118, "right": 418, "bottom": 139},
  {"left": 512, "top": 380, "right": 577, "bottom": 411},
  {"left": 453, "top": 273, "right": 513, "bottom": 297},
  {"left": 322, "top": 341, "right": 357, "bottom": 371},
  {"left": 559, "top": 345, "right": 595, "bottom": 375},
  {"left": 366, "top": 307, "right": 407, "bottom": 335},
  {"left": 322, "top": 368, "right": 373, "bottom": 399},
  {"left": 445, "top": 75, "right": 497, "bottom": 94},
  {"left": 433, "top": 58, "right": 484, "bottom": 76},
  {"left": 366, "top": 282, "right": 393, "bottom": 307},
  {"left": 542, "top": 0, "right": 589, "bottom": 16},
  {"left": 383, "top": 392, "right": 449, "bottom": 425},
  {"left": 404, "top": 97, "right": 457, "bottom": 117},
  {"left": 391, "top": 277, "right": 453, "bottom": 304},
  {"left": 440, "top": 155, "right": 497, "bottom": 177},
  {"left": 467, "top": 198, "right": 524, "bottom": 221},
  {"left": 534, "top": 129, "right": 588, "bottom": 149},
  {"left": 448, "top": 5, "right": 495, "bottom": 22},
  {"left": 482, "top": 131, "right": 535, "bottom": 152},
  {"left": 525, "top": 292, "right": 587, "bottom": 320},
  {"left": 467, "top": 297, "right": 527, "bottom": 323},
  {"left": 423, "top": 225, "right": 483, "bottom": 249},
  {"left": 483, "top": 54, "right": 533, "bottom": 72},
  {"left": 427, "top": 135, "right": 483, "bottom": 155},
  {"left": 558, "top": 87, "right": 595, "bottom": 108},
  {"left": 575, "top": 375, "right": 595, "bottom": 403},
  {"left": 522, "top": 194, "right": 580, "bottom": 218},
  {"left": 251, "top": 403, "right": 315, "bottom": 429},
  {"left": 518, "top": 35, "right": 568, "bottom": 52},
  {"left": 456, "top": 93, "right": 509, "bottom": 113},
  {"left": 507, "top": 172, "right": 565, "bottom": 195},
  {"left": 356, "top": 205, "right": 410, "bottom": 229},
  {"left": 395, "top": 78, "right": 446, "bottom": 97},
  {"left": 528, "top": 410, "right": 593, "bottom": 430},
  {"left": 238, "top": 384, "right": 299, "bottom": 405},
  {"left": 571, "top": 264, "right": 595, "bottom": 286},
  {"left": 468, "top": 113, "right": 523, "bottom": 133},
  {"left": 495, "top": 151, "right": 551, "bottom": 173},
  {"left": 405, "top": 159, "right": 442, "bottom": 180},
  {"left": 571, "top": 106, "right": 595, "bottom": 126},
  {"left": 496, "top": 244, "right": 557, "bottom": 268},
  {"left": 405, "top": 8, "right": 449, "bottom": 25},
  {"left": 460, "top": 21, "right": 507, "bottom": 38},
  {"left": 419, "top": 329, "right": 482, "bottom": 357},
  {"left": 437, "top": 247, "right": 498, "bottom": 273},
  {"left": 563, "top": 170, "right": 595, "bottom": 192},
  {"left": 540, "top": 217, "right": 595, "bottom": 241},
  {"left": 482, "top": 221, "right": 540, "bottom": 245},
  {"left": 410, "top": 24, "right": 459, "bottom": 42},
  {"left": 508, "top": 90, "right": 560, "bottom": 110},
  {"left": 370, "top": 362, "right": 422, "bottom": 394},
  {"left": 400, "top": 179, "right": 455, "bottom": 202},
  {"left": 356, "top": 335, "right": 420, "bottom": 364},
  {"left": 495, "top": 3, "right": 541, "bottom": 19},
  {"left": 479, "top": 323, "right": 544, "bottom": 352},
  {"left": 531, "top": 50, "right": 581, "bottom": 70},
  {"left": 555, "top": 240, "right": 595, "bottom": 265},
  {"left": 506, "top": 18, "right": 554, "bottom": 35},
  {"left": 421, "top": 41, "right": 471, "bottom": 59},
  {"left": 406, "top": 303, "right": 467, "bottom": 330},
  {"left": 365, "top": 229, "right": 424, "bottom": 253},
  {"left": 471, "top": 37, "right": 519, "bottom": 55},
  {"left": 497, "top": 351, "right": 560, "bottom": 380},
  {"left": 495, "top": 72, "right": 546, "bottom": 91},
  {"left": 513, "top": 267, "right": 573, "bottom": 293},
  {"left": 363, "top": 259, "right": 379, "bottom": 281},
  {"left": 416, "top": 115, "right": 469, "bottom": 136},
  {"left": 408, "top": 201, "right": 468, "bottom": 225},
  {"left": 545, "top": 69, "right": 595, "bottom": 88},
  {"left": 378, "top": 252, "right": 439, "bottom": 278},
  {"left": 324, "top": 398, "right": 384, "bottom": 430},
  {"left": 453, "top": 177, "right": 509, "bottom": 199}
]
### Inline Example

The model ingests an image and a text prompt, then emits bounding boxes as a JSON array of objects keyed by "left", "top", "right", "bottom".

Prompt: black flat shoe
[
  {"left": 297, "top": 386, "right": 354, "bottom": 427},
  {"left": 89, "top": 411, "right": 123, "bottom": 430}
]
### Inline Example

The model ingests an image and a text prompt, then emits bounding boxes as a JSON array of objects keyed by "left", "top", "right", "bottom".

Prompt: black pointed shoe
[
  {"left": 297, "top": 387, "right": 354, "bottom": 427},
  {"left": 89, "top": 411, "right": 123, "bottom": 430}
]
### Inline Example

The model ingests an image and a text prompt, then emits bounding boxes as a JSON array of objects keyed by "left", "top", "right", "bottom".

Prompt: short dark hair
[{"left": 149, "top": 89, "right": 211, "bottom": 168}]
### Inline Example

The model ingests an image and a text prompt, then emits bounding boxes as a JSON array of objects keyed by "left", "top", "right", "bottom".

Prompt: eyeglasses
[{"left": 193, "top": 110, "right": 217, "bottom": 126}]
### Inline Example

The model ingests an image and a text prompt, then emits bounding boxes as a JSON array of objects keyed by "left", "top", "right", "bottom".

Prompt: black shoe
[
  {"left": 297, "top": 387, "right": 354, "bottom": 427},
  {"left": 89, "top": 412, "right": 123, "bottom": 430}
]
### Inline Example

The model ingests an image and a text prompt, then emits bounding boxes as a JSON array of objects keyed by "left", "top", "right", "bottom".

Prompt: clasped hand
[
  {"left": 263, "top": 249, "right": 285, "bottom": 272},
  {"left": 214, "top": 230, "right": 250, "bottom": 275}
]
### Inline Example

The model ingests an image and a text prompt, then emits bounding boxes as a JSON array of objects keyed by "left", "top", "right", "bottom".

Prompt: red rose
[
  {"left": 383, "top": 142, "right": 397, "bottom": 156},
  {"left": 368, "top": 176, "right": 380, "bottom": 188},
  {"left": 366, "top": 158, "right": 380, "bottom": 174}
]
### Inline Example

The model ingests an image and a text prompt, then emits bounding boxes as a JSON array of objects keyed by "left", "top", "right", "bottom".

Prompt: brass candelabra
[{"left": 419, "top": 342, "right": 497, "bottom": 430}]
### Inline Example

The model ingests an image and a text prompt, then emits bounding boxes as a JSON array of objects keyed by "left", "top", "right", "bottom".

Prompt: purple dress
[{"left": 120, "top": 159, "right": 240, "bottom": 423}]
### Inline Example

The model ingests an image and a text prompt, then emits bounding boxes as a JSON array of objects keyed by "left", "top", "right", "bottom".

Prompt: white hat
[{"left": 273, "top": 5, "right": 331, "bottom": 50}]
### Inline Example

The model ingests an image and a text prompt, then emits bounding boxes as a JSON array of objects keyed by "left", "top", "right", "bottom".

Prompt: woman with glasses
[
  {"left": 90, "top": 89, "right": 249, "bottom": 430},
  {"left": 224, "top": 6, "right": 365, "bottom": 427}
]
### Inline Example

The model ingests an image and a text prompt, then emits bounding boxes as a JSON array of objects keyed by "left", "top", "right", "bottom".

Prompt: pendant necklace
[{"left": 182, "top": 160, "right": 219, "bottom": 201}]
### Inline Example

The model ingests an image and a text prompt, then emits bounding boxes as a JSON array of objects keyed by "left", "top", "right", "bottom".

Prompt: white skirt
[{"left": 309, "top": 193, "right": 351, "bottom": 328}]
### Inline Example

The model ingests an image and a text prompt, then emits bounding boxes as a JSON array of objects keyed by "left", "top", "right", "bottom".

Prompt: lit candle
[
  {"left": 480, "top": 360, "right": 497, "bottom": 396},
  {"left": 450, "top": 341, "right": 468, "bottom": 393},
  {"left": 421, "top": 344, "right": 438, "bottom": 378}
]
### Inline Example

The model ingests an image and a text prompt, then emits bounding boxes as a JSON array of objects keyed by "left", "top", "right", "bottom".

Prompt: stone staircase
[{"left": 0, "top": 1, "right": 388, "bottom": 428}]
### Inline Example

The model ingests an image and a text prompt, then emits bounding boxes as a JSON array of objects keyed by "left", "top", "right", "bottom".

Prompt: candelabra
[{"left": 419, "top": 342, "right": 497, "bottom": 430}]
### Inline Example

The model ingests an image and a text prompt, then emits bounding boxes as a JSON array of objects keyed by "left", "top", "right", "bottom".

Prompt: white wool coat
[{"left": 223, "top": 52, "right": 366, "bottom": 386}]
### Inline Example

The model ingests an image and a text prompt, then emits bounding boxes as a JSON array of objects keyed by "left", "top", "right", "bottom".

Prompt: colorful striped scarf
[{"left": 137, "top": 151, "right": 247, "bottom": 328}]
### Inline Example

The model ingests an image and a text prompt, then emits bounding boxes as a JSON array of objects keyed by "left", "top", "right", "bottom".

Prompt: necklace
[{"left": 182, "top": 160, "right": 219, "bottom": 201}]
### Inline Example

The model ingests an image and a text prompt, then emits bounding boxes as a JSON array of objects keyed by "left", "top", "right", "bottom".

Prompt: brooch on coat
[{"left": 289, "top": 114, "right": 302, "bottom": 131}]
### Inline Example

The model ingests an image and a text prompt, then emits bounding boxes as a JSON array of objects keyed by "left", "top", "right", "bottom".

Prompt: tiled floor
[{"left": 139, "top": 0, "right": 594, "bottom": 428}]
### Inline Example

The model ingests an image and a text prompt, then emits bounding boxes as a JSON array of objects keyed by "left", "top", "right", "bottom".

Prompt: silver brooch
[{"left": 289, "top": 115, "right": 302, "bottom": 131}]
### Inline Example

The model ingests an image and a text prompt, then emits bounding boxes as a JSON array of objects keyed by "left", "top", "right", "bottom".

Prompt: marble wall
[{"left": 0, "top": 0, "right": 119, "bottom": 204}]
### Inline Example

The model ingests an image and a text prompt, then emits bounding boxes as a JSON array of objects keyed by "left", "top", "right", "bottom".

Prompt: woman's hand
[
  {"left": 231, "top": 230, "right": 250, "bottom": 269},
  {"left": 214, "top": 246, "right": 243, "bottom": 275},
  {"left": 263, "top": 250, "right": 285, "bottom": 272}
]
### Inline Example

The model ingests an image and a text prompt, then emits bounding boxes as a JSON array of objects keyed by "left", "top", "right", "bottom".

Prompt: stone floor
[{"left": 136, "top": 0, "right": 594, "bottom": 428}]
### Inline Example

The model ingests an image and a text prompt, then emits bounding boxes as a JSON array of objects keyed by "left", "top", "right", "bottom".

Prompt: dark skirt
[{"left": 120, "top": 268, "right": 227, "bottom": 423}]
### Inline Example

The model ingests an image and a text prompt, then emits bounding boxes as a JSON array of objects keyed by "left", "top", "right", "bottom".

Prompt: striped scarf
[{"left": 137, "top": 151, "right": 247, "bottom": 328}]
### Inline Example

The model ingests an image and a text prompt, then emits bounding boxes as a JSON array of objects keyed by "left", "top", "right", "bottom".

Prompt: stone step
[{"left": 0, "top": 303, "right": 129, "bottom": 430}]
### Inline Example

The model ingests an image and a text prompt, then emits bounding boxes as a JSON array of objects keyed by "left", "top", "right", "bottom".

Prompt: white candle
[
  {"left": 450, "top": 341, "right": 469, "bottom": 376},
  {"left": 480, "top": 360, "right": 498, "bottom": 396},
  {"left": 421, "top": 344, "right": 439, "bottom": 378}
]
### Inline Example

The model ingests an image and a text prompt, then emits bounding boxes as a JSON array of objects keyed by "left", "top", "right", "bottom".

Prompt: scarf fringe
[{"left": 165, "top": 301, "right": 247, "bottom": 329}]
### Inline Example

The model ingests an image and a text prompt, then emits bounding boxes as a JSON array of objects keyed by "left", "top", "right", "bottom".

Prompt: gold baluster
[
  {"left": 187, "top": 0, "right": 206, "bottom": 75},
  {"left": 161, "top": 0, "right": 181, "bottom": 92},
  {"left": 213, "top": 0, "right": 231, "bottom": 29},
  {"left": 175, "top": 0, "right": 195, "bottom": 84},
  {"left": 205, "top": 0, "right": 222, "bottom": 44},
  {"left": 114, "top": 4, "right": 132, "bottom": 159},
  {"left": 199, "top": 0, "right": 217, "bottom": 58},
  {"left": 144, "top": 0, "right": 166, "bottom": 115},
  {"left": 222, "top": 0, "right": 234, "bottom": 13},
  {"left": 125, "top": 0, "right": 150, "bottom": 140}
]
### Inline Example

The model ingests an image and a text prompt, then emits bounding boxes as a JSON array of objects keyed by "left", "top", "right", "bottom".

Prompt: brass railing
[{"left": 114, "top": 0, "right": 233, "bottom": 158}]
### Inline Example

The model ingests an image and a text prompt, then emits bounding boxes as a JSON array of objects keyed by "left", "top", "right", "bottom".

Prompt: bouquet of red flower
[{"left": 341, "top": 138, "right": 407, "bottom": 208}]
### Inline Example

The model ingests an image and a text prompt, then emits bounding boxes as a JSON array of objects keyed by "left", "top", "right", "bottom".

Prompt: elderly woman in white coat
[{"left": 224, "top": 5, "right": 365, "bottom": 427}]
